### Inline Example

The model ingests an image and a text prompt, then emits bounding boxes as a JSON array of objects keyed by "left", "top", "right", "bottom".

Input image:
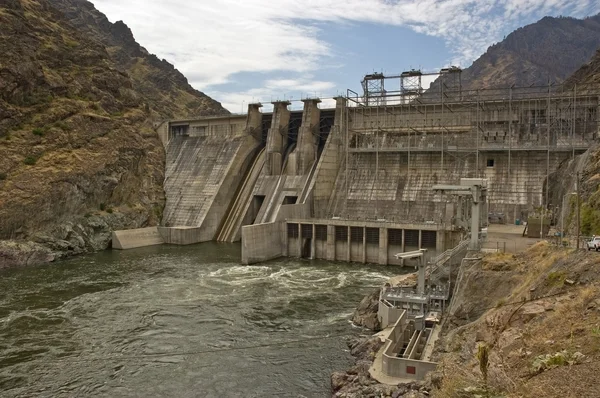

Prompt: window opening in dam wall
[
  {"left": 315, "top": 225, "right": 327, "bottom": 241},
  {"left": 388, "top": 229, "right": 402, "bottom": 246},
  {"left": 350, "top": 227, "right": 364, "bottom": 243},
  {"left": 283, "top": 196, "right": 298, "bottom": 205},
  {"left": 301, "top": 224, "right": 313, "bottom": 239},
  {"left": 251, "top": 195, "right": 265, "bottom": 224},
  {"left": 366, "top": 228, "right": 380, "bottom": 245},
  {"left": 287, "top": 224, "right": 299, "bottom": 238},
  {"left": 405, "top": 230, "right": 419, "bottom": 247},
  {"left": 335, "top": 226, "right": 348, "bottom": 242},
  {"left": 421, "top": 231, "right": 437, "bottom": 248}
]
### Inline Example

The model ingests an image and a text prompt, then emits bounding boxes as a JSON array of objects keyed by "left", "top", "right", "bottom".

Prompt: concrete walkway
[{"left": 486, "top": 224, "right": 540, "bottom": 253}]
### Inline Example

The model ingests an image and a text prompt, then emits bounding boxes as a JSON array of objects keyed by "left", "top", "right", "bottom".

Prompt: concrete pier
[
  {"left": 294, "top": 99, "right": 321, "bottom": 175},
  {"left": 265, "top": 101, "right": 291, "bottom": 176}
]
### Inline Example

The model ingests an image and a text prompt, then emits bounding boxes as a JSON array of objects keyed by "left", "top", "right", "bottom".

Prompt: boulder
[{"left": 352, "top": 288, "right": 381, "bottom": 331}]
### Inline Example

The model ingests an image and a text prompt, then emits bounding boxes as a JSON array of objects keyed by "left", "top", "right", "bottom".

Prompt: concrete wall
[
  {"left": 378, "top": 303, "right": 405, "bottom": 329},
  {"left": 162, "top": 131, "right": 259, "bottom": 242},
  {"left": 325, "top": 151, "right": 571, "bottom": 224},
  {"left": 158, "top": 226, "right": 203, "bottom": 245},
  {"left": 112, "top": 227, "right": 164, "bottom": 250},
  {"left": 283, "top": 218, "right": 453, "bottom": 265},
  {"left": 381, "top": 313, "right": 438, "bottom": 381},
  {"left": 241, "top": 222, "right": 286, "bottom": 264},
  {"left": 315, "top": 94, "right": 598, "bottom": 225},
  {"left": 276, "top": 203, "right": 311, "bottom": 221},
  {"left": 313, "top": 99, "right": 344, "bottom": 218}
]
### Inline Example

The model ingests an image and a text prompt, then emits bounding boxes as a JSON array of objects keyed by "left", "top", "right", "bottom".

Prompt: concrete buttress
[{"left": 265, "top": 101, "right": 291, "bottom": 176}]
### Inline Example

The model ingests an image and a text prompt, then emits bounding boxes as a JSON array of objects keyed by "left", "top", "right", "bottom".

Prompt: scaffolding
[
  {"left": 361, "top": 67, "right": 463, "bottom": 106},
  {"left": 333, "top": 81, "right": 600, "bottom": 226}
]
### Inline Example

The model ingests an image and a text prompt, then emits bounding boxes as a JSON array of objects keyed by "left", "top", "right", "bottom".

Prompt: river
[{"left": 0, "top": 243, "right": 405, "bottom": 397}]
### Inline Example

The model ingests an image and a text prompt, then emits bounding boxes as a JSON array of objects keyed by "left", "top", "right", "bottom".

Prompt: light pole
[{"left": 561, "top": 192, "right": 577, "bottom": 242}]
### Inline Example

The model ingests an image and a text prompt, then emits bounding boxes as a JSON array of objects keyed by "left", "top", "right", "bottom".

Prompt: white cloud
[
  {"left": 92, "top": 0, "right": 600, "bottom": 111},
  {"left": 211, "top": 76, "right": 340, "bottom": 112}
]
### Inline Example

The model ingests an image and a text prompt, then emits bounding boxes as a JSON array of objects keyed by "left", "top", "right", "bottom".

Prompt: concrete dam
[{"left": 113, "top": 71, "right": 600, "bottom": 265}]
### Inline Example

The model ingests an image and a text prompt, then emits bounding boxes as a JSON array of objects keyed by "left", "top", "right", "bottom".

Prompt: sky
[{"left": 92, "top": 0, "right": 600, "bottom": 113}]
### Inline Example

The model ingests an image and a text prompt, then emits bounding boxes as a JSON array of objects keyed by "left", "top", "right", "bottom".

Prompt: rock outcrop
[
  {"left": 351, "top": 288, "right": 381, "bottom": 331},
  {"left": 432, "top": 244, "right": 600, "bottom": 398},
  {"left": 547, "top": 46, "right": 600, "bottom": 236},
  {"left": 0, "top": 0, "right": 227, "bottom": 268}
]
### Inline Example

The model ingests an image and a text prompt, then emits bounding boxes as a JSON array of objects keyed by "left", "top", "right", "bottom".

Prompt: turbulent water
[{"left": 0, "top": 243, "right": 405, "bottom": 397}]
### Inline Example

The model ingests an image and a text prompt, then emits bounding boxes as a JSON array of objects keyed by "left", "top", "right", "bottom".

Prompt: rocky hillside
[
  {"left": 548, "top": 47, "right": 600, "bottom": 237},
  {"left": 432, "top": 14, "right": 600, "bottom": 91},
  {"left": 0, "top": 0, "right": 227, "bottom": 267},
  {"left": 564, "top": 48, "right": 600, "bottom": 88},
  {"left": 433, "top": 245, "right": 600, "bottom": 398},
  {"left": 50, "top": 0, "right": 227, "bottom": 119}
]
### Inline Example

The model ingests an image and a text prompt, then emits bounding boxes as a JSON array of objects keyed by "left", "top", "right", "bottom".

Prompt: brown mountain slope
[
  {"left": 564, "top": 48, "right": 600, "bottom": 88},
  {"left": 51, "top": 0, "right": 227, "bottom": 119},
  {"left": 431, "top": 14, "right": 600, "bottom": 91},
  {"left": 0, "top": 0, "right": 225, "bottom": 267}
]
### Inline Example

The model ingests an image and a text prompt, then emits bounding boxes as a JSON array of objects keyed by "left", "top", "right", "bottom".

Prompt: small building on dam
[{"left": 113, "top": 70, "right": 600, "bottom": 266}]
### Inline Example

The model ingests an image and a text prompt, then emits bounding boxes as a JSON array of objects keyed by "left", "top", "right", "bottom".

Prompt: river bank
[
  {"left": 331, "top": 274, "right": 435, "bottom": 398},
  {"left": 339, "top": 243, "right": 600, "bottom": 398}
]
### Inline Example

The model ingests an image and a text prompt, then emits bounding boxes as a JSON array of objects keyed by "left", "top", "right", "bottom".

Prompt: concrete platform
[
  {"left": 486, "top": 224, "right": 540, "bottom": 253},
  {"left": 112, "top": 227, "right": 164, "bottom": 250}
]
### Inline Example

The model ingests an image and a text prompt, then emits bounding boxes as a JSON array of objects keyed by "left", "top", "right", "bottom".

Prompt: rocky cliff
[
  {"left": 430, "top": 14, "right": 600, "bottom": 91},
  {"left": 0, "top": 0, "right": 227, "bottom": 268},
  {"left": 548, "top": 46, "right": 600, "bottom": 237},
  {"left": 564, "top": 48, "right": 600, "bottom": 88}
]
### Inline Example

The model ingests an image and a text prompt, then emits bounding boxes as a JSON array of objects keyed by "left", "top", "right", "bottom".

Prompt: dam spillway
[{"left": 114, "top": 81, "right": 600, "bottom": 265}]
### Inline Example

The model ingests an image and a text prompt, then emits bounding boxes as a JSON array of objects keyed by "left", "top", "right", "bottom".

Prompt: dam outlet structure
[{"left": 112, "top": 69, "right": 600, "bottom": 267}]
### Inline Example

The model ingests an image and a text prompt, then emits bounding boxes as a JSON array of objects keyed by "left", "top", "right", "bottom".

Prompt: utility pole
[{"left": 576, "top": 172, "right": 581, "bottom": 250}]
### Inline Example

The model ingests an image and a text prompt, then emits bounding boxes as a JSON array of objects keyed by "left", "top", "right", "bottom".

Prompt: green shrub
[
  {"left": 547, "top": 271, "right": 566, "bottom": 287},
  {"left": 106, "top": 208, "right": 113, "bottom": 214},
  {"left": 0, "top": 173, "right": 6, "bottom": 180},
  {"left": 99, "top": 203, "right": 106, "bottom": 211},
  {"left": 32, "top": 128, "right": 44, "bottom": 136},
  {"left": 23, "top": 156, "right": 37, "bottom": 165}
]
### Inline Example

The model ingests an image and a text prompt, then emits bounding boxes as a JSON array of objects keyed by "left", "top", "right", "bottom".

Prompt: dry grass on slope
[{"left": 434, "top": 243, "right": 600, "bottom": 398}]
